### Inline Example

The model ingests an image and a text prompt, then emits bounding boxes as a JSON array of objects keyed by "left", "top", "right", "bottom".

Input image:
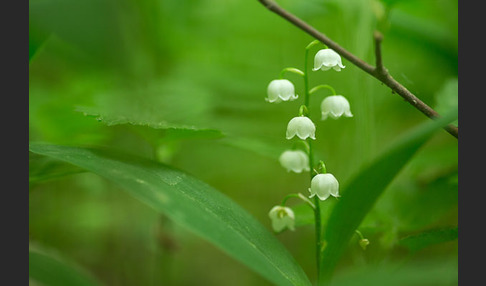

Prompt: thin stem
[
  {"left": 281, "top": 193, "right": 316, "bottom": 209},
  {"left": 257, "top": 0, "right": 458, "bottom": 139},
  {"left": 306, "top": 39, "right": 325, "bottom": 50},
  {"left": 304, "top": 40, "right": 322, "bottom": 283},
  {"left": 299, "top": 105, "right": 309, "bottom": 117},
  {"left": 292, "top": 140, "right": 310, "bottom": 154},
  {"left": 279, "top": 67, "right": 305, "bottom": 79},
  {"left": 318, "top": 161, "right": 327, "bottom": 174},
  {"left": 298, "top": 193, "right": 316, "bottom": 209},
  {"left": 304, "top": 49, "right": 311, "bottom": 107},
  {"left": 310, "top": 139, "right": 322, "bottom": 283},
  {"left": 309, "top": 84, "right": 337, "bottom": 96},
  {"left": 355, "top": 229, "right": 364, "bottom": 240}
]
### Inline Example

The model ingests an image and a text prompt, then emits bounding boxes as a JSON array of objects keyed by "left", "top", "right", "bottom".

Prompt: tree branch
[
  {"left": 257, "top": 0, "right": 458, "bottom": 139},
  {"left": 373, "top": 31, "right": 385, "bottom": 74}
]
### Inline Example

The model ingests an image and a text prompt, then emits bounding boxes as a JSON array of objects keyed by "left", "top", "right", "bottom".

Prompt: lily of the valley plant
[{"left": 265, "top": 40, "right": 367, "bottom": 283}]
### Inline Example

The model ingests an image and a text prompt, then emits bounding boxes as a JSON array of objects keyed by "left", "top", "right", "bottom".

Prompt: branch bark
[{"left": 257, "top": 0, "right": 458, "bottom": 139}]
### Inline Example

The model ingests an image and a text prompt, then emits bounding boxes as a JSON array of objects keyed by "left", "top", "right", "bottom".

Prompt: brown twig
[
  {"left": 257, "top": 0, "right": 458, "bottom": 139},
  {"left": 373, "top": 31, "right": 385, "bottom": 74}
]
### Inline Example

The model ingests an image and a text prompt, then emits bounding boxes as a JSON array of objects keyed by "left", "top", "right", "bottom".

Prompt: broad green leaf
[
  {"left": 398, "top": 227, "right": 458, "bottom": 253},
  {"left": 319, "top": 110, "right": 457, "bottom": 282},
  {"left": 73, "top": 75, "right": 215, "bottom": 132},
  {"left": 29, "top": 143, "right": 312, "bottom": 286},
  {"left": 77, "top": 108, "right": 224, "bottom": 140},
  {"left": 29, "top": 246, "right": 102, "bottom": 286},
  {"left": 29, "top": 153, "right": 86, "bottom": 185},
  {"left": 74, "top": 108, "right": 224, "bottom": 152}
]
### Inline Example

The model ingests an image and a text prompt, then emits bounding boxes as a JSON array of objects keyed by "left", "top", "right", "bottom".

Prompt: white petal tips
[
  {"left": 286, "top": 116, "right": 316, "bottom": 140},
  {"left": 321, "top": 95, "right": 353, "bottom": 120},
  {"left": 266, "top": 79, "right": 299, "bottom": 103},
  {"left": 313, "top": 49, "right": 345, "bottom": 72},
  {"left": 308, "top": 173, "right": 339, "bottom": 200}
]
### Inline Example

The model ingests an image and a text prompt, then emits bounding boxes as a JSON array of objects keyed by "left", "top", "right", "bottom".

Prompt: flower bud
[{"left": 359, "top": 239, "right": 370, "bottom": 250}]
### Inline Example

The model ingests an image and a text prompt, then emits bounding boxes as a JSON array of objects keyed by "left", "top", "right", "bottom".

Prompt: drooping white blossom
[
  {"left": 308, "top": 173, "right": 340, "bottom": 200},
  {"left": 312, "top": 49, "right": 345, "bottom": 72},
  {"left": 266, "top": 79, "right": 298, "bottom": 103},
  {"left": 268, "top": 205, "right": 295, "bottom": 232},
  {"left": 286, "top": 116, "right": 316, "bottom": 140},
  {"left": 279, "top": 150, "right": 310, "bottom": 173},
  {"left": 321, "top": 95, "right": 353, "bottom": 120}
]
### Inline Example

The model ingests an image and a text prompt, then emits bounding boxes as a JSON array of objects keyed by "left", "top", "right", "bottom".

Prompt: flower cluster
[{"left": 266, "top": 45, "right": 354, "bottom": 233}]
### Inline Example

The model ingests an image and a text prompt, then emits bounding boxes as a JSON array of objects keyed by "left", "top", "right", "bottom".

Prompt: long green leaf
[
  {"left": 29, "top": 247, "right": 102, "bottom": 286},
  {"left": 319, "top": 111, "right": 457, "bottom": 282},
  {"left": 29, "top": 143, "right": 311, "bottom": 286},
  {"left": 29, "top": 153, "right": 86, "bottom": 185}
]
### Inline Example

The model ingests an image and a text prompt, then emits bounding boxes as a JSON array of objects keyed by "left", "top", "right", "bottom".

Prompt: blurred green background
[{"left": 29, "top": 0, "right": 458, "bottom": 285}]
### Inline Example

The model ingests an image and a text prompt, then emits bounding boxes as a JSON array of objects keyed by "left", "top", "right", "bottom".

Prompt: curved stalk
[{"left": 304, "top": 42, "right": 322, "bottom": 283}]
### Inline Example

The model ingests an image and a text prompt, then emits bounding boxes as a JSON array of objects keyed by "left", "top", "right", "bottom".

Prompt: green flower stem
[
  {"left": 299, "top": 105, "right": 309, "bottom": 117},
  {"left": 355, "top": 230, "right": 364, "bottom": 240},
  {"left": 292, "top": 140, "right": 310, "bottom": 154},
  {"left": 309, "top": 84, "right": 337, "bottom": 96},
  {"left": 304, "top": 49, "right": 311, "bottom": 107},
  {"left": 281, "top": 193, "right": 316, "bottom": 209},
  {"left": 304, "top": 41, "right": 322, "bottom": 283},
  {"left": 279, "top": 67, "right": 305, "bottom": 79},
  {"left": 309, "top": 138, "right": 322, "bottom": 282},
  {"left": 306, "top": 40, "right": 327, "bottom": 51},
  {"left": 318, "top": 161, "right": 327, "bottom": 174}
]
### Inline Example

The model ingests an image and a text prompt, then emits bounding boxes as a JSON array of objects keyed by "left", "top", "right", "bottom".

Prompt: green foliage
[
  {"left": 29, "top": 0, "right": 458, "bottom": 284},
  {"left": 319, "top": 110, "right": 457, "bottom": 281},
  {"left": 29, "top": 246, "right": 102, "bottom": 286},
  {"left": 29, "top": 152, "right": 86, "bottom": 186},
  {"left": 29, "top": 143, "right": 311, "bottom": 286}
]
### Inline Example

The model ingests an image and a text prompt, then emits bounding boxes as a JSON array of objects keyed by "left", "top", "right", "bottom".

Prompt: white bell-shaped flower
[
  {"left": 321, "top": 95, "right": 354, "bottom": 120},
  {"left": 312, "top": 49, "right": 345, "bottom": 72},
  {"left": 268, "top": 205, "right": 295, "bottom": 232},
  {"left": 308, "top": 173, "right": 339, "bottom": 200},
  {"left": 286, "top": 116, "right": 316, "bottom": 140},
  {"left": 279, "top": 150, "right": 310, "bottom": 173},
  {"left": 266, "top": 79, "right": 299, "bottom": 103}
]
